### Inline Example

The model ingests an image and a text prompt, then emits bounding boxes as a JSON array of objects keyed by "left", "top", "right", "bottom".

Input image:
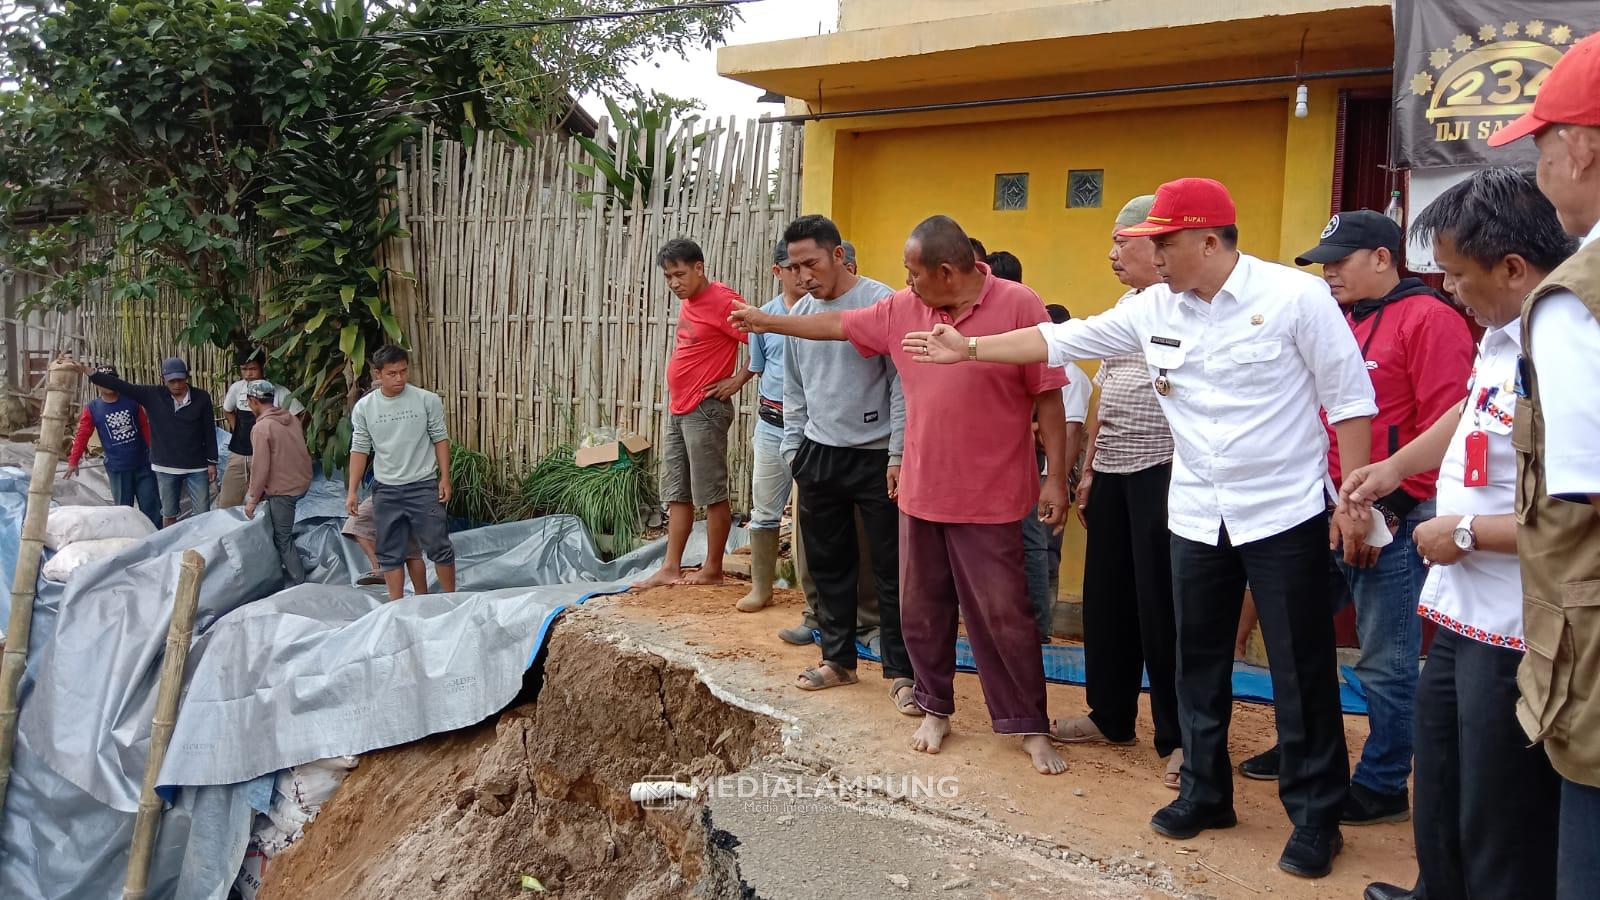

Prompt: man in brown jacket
[
  {"left": 1486, "top": 31, "right": 1600, "bottom": 897},
  {"left": 243, "top": 379, "right": 313, "bottom": 585}
]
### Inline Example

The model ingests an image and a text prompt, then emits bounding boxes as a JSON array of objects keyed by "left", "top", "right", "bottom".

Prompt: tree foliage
[
  {"left": 0, "top": 0, "right": 738, "bottom": 471},
  {"left": 569, "top": 90, "right": 708, "bottom": 207},
  {"left": 406, "top": 0, "right": 737, "bottom": 138}
]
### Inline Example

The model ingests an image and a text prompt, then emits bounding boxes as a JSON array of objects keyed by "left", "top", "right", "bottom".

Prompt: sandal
[
  {"left": 795, "top": 662, "right": 859, "bottom": 691},
  {"left": 1163, "top": 749, "right": 1183, "bottom": 790},
  {"left": 890, "top": 678, "right": 923, "bottom": 717}
]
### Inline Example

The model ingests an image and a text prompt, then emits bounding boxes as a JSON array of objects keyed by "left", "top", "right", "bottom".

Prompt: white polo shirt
[
  {"left": 1417, "top": 322, "right": 1524, "bottom": 649},
  {"left": 1528, "top": 219, "right": 1600, "bottom": 499},
  {"left": 1038, "top": 252, "right": 1377, "bottom": 545}
]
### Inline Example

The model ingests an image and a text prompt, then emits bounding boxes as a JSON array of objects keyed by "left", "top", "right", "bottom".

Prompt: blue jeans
[
  {"left": 156, "top": 470, "right": 211, "bottom": 520},
  {"left": 108, "top": 467, "right": 161, "bottom": 529},
  {"left": 1334, "top": 501, "right": 1431, "bottom": 796},
  {"left": 1560, "top": 778, "right": 1600, "bottom": 900}
]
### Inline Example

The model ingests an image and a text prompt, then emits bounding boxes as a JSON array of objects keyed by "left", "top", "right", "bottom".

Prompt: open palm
[{"left": 902, "top": 324, "right": 967, "bottom": 364}]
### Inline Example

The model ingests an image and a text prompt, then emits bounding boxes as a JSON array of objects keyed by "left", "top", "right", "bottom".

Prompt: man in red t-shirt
[
  {"left": 634, "top": 238, "right": 752, "bottom": 589},
  {"left": 734, "top": 216, "right": 1073, "bottom": 777}
]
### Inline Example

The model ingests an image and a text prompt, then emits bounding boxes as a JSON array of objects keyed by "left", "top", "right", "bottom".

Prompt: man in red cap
[
  {"left": 904, "top": 178, "right": 1377, "bottom": 879},
  {"left": 1487, "top": 30, "right": 1600, "bottom": 895}
]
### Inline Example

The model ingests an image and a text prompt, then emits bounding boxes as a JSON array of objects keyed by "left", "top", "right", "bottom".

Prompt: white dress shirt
[
  {"left": 1528, "top": 219, "right": 1600, "bottom": 499},
  {"left": 1038, "top": 253, "right": 1377, "bottom": 545},
  {"left": 1418, "top": 321, "right": 1524, "bottom": 648},
  {"left": 1060, "top": 362, "right": 1091, "bottom": 425}
]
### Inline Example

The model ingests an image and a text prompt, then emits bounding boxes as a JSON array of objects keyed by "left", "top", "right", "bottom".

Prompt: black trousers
[
  {"left": 792, "top": 439, "right": 910, "bottom": 679},
  {"left": 1081, "top": 463, "right": 1181, "bottom": 757},
  {"left": 1170, "top": 514, "right": 1348, "bottom": 826},
  {"left": 1414, "top": 627, "right": 1560, "bottom": 900}
]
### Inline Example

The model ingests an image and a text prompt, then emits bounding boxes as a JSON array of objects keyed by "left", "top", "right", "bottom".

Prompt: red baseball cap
[
  {"left": 1117, "top": 178, "right": 1237, "bottom": 237},
  {"left": 1488, "top": 32, "right": 1600, "bottom": 147}
]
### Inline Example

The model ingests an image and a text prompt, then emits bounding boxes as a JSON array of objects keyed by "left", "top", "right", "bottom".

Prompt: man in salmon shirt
[
  {"left": 1238, "top": 211, "right": 1473, "bottom": 827},
  {"left": 634, "top": 237, "right": 752, "bottom": 589},
  {"left": 733, "top": 215, "right": 1073, "bottom": 776}
]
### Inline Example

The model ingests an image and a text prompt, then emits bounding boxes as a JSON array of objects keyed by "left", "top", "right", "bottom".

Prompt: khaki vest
[{"left": 1515, "top": 238, "right": 1600, "bottom": 788}]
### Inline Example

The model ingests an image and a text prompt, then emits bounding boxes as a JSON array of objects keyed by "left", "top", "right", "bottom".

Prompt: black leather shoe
[
  {"left": 1239, "top": 744, "right": 1280, "bottom": 780},
  {"left": 1278, "top": 825, "right": 1343, "bottom": 878},
  {"left": 1364, "top": 881, "right": 1424, "bottom": 900},
  {"left": 1150, "top": 799, "right": 1238, "bottom": 839},
  {"left": 1342, "top": 782, "right": 1410, "bottom": 825}
]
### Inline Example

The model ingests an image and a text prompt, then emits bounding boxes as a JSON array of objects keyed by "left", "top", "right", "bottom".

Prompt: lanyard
[{"left": 1357, "top": 305, "right": 1388, "bottom": 360}]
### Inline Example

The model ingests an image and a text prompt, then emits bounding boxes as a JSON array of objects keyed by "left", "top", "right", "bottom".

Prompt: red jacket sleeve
[
  {"left": 68, "top": 407, "right": 95, "bottom": 467},
  {"left": 138, "top": 408, "right": 151, "bottom": 445}
]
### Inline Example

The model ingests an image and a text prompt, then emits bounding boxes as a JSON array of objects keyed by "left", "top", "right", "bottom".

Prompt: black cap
[{"left": 1295, "top": 210, "right": 1402, "bottom": 266}]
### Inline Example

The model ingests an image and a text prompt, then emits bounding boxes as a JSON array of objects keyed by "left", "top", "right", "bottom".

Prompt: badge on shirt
[
  {"left": 1464, "top": 430, "right": 1489, "bottom": 487},
  {"left": 1150, "top": 336, "right": 1182, "bottom": 348}
]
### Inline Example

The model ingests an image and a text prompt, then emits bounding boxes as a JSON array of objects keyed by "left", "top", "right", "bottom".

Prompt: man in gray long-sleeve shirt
[
  {"left": 346, "top": 345, "right": 457, "bottom": 601},
  {"left": 777, "top": 215, "right": 916, "bottom": 715}
]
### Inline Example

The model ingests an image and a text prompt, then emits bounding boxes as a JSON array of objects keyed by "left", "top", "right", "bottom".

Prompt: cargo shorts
[
  {"left": 660, "top": 396, "right": 734, "bottom": 506},
  {"left": 370, "top": 478, "right": 455, "bottom": 571}
]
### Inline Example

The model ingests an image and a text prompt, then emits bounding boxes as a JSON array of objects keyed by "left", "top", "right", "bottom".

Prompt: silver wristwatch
[{"left": 1452, "top": 514, "right": 1478, "bottom": 552}]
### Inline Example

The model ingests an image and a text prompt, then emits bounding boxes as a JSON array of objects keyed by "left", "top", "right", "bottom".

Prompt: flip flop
[
  {"left": 890, "top": 678, "right": 923, "bottom": 717},
  {"left": 1163, "top": 750, "right": 1183, "bottom": 790},
  {"left": 356, "top": 571, "right": 385, "bottom": 586},
  {"left": 795, "top": 662, "right": 858, "bottom": 691}
]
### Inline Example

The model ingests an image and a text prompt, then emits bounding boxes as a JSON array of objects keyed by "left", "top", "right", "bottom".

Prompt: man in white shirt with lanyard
[
  {"left": 902, "top": 177, "right": 1377, "bottom": 879},
  {"left": 1342, "top": 168, "right": 1571, "bottom": 900},
  {"left": 1483, "top": 32, "right": 1600, "bottom": 899}
]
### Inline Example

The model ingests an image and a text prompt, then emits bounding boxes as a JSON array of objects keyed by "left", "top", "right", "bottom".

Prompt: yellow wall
[{"left": 827, "top": 98, "right": 1315, "bottom": 595}]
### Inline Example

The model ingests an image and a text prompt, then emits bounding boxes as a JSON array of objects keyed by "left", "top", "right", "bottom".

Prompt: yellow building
[{"left": 719, "top": 0, "right": 1397, "bottom": 600}]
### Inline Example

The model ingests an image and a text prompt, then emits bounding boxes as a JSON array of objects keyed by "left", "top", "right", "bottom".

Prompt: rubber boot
[{"left": 737, "top": 529, "right": 780, "bottom": 612}]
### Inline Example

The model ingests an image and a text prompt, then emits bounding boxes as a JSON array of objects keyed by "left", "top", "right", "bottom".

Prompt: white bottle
[{"left": 1384, "top": 190, "right": 1405, "bottom": 230}]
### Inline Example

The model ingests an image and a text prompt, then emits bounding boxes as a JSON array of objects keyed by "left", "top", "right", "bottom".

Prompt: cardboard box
[{"left": 574, "top": 431, "right": 651, "bottom": 468}]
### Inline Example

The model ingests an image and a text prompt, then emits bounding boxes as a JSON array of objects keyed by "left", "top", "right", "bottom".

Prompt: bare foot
[
  {"left": 910, "top": 715, "right": 950, "bottom": 755},
  {"left": 674, "top": 567, "right": 725, "bottom": 586},
  {"left": 631, "top": 566, "right": 683, "bottom": 590},
  {"left": 1023, "top": 734, "right": 1068, "bottom": 775}
]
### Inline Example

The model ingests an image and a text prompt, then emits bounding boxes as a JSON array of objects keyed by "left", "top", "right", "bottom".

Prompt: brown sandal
[
  {"left": 890, "top": 678, "right": 923, "bottom": 717},
  {"left": 795, "top": 662, "right": 858, "bottom": 691}
]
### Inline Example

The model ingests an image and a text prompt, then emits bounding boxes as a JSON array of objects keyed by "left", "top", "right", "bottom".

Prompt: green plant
[
  {"left": 569, "top": 91, "right": 711, "bottom": 208},
  {"left": 407, "top": 1, "right": 739, "bottom": 140},
  {"left": 0, "top": 0, "right": 736, "bottom": 472},
  {"left": 521, "top": 443, "right": 657, "bottom": 557},
  {"left": 447, "top": 441, "right": 525, "bottom": 526}
]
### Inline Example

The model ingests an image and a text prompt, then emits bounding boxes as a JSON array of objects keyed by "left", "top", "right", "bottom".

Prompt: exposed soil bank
[{"left": 260, "top": 627, "right": 779, "bottom": 899}]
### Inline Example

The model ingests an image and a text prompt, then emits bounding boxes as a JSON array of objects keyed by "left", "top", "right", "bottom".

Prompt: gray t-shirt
[
  {"left": 783, "top": 276, "right": 905, "bottom": 462},
  {"left": 350, "top": 385, "right": 449, "bottom": 486}
]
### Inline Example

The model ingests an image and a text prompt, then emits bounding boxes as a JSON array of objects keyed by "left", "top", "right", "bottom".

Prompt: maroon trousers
[{"left": 899, "top": 513, "right": 1050, "bottom": 734}]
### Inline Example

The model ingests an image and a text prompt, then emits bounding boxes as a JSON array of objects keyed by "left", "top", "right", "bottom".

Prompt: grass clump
[{"left": 521, "top": 442, "right": 657, "bottom": 557}]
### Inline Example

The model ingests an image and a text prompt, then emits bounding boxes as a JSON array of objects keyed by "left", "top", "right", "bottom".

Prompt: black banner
[{"left": 1393, "top": 2, "right": 1597, "bottom": 168}]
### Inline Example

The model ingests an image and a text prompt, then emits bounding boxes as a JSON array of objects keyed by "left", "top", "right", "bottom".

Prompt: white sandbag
[
  {"left": 41, "top": 537, "right": 140, "bottom": 582},
  {"left": 42, "top": 504, "right": 156, "bottom": 550},
  {"left": 255, "top": 756, "right": 360, "bottom": 857}
]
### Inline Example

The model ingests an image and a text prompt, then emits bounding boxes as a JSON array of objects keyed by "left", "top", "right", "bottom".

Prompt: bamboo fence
[
  {"left": 385, "top": 120, "right": 804, "bottom": 510},
  {"left": 32, "top": 119, "right": 803, "bottom": 512}
]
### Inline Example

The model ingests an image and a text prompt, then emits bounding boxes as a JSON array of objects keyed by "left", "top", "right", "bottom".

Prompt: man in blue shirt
[{"left": 739, "top": 238, "right": 806, "bottom": 613}]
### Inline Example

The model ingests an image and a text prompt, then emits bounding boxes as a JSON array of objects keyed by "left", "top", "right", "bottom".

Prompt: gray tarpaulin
[{"left": 0, "top": 461, "right": 732, "bottom": 900}]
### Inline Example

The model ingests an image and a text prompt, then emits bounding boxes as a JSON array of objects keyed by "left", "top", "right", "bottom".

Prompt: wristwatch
[
  {"left": 1452, "top": 514, "right": 1478, "bottom": 552},
  {"left": 967, "top": 336, "right": 979, "bottom": 361}
]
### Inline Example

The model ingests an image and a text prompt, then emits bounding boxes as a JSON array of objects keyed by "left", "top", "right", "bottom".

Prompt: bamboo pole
[
  {"left": 122, "top": 548, "right": 206, "bottom": 900},
  {"left": 0, "top": 358, "right": 76, "bottom": 822}
]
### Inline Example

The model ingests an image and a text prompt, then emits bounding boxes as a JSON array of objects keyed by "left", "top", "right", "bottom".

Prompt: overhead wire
[{"left": 337, "top": 0, "right": 758, "bottom": 43}]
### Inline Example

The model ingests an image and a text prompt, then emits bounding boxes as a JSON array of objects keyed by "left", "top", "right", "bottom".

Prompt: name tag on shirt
[{"left": 1150, "top": 336, "right": 1182, "bottom": 348}]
